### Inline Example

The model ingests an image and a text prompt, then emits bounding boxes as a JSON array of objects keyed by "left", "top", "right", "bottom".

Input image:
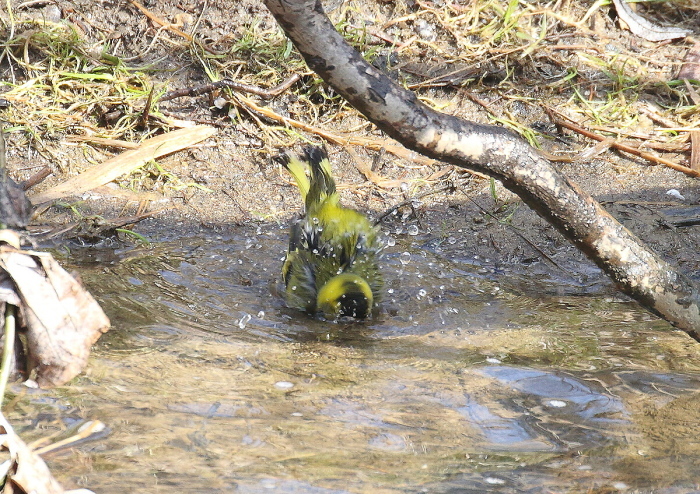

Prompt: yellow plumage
[{"left": 279, "top": 146, "right": 383, "bottom": 319}]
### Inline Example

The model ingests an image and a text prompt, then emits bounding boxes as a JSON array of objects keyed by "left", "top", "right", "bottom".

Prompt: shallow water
[{"left": 7, "top": 224, "right": 700, "bottom": 493}]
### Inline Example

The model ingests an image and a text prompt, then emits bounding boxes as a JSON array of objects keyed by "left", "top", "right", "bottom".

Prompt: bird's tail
[
  {"left": 279, "top": 151, "right": 311, "bottom": 201},
  {"left": 279, "top": 146, "right": 336, "bottom": 211},
  {"left": 303, "top": 147, "right": 336, "bottom": 208}
]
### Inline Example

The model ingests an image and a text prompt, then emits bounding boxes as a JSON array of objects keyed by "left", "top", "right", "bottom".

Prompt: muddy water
[{"left": 7, "top": 225, "right": 700, "bottom": 493}]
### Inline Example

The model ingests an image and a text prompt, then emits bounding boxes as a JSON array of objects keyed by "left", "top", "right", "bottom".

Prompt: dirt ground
[{"left": 2, "top": 0, "right": 699, "bottom": 286}]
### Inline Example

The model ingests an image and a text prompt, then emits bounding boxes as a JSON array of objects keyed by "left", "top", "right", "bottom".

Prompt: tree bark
[{"left": 263, "top": 0, "right": 700, "bottom": 341}]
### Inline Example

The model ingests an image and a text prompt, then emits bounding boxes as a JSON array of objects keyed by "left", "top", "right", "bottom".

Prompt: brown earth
[{"left": 1, "top": 0, "right": 699, "bottom": 291}]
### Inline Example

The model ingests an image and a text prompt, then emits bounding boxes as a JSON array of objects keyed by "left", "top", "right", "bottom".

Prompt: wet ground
[{"left": 6, "top": 225, "right": 700, "bottom": 493}]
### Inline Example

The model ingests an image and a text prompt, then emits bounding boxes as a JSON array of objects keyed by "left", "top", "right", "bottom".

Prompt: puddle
[{"left": 7, "top": 224, "right": 700, "bottom": 493}]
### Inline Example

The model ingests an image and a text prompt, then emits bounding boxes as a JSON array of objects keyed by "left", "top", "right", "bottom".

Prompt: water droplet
[
  {"left": 257, "top": 311, "right": 265, "bottom": 319},
  {"left": 400, "top": 252, "right": 411, "bottom": 265},
  {"left": 447, "top": 236, "right": 457, "bottom": 244},
  {"left": 386, "top": 236, "right": 396, "bottom": 247},
  {"left": 407, "top": 225, "right": 419, "bottom": 236},
  {"left": 546, "top": 400, "right": 567, "bottom": 408},
  {"left": 485, "top": 477, "right": 505, "bottom": 485},
  {"left": 387, "top": 288, "right": 394, "bottom": 294},
  {"left": 238, "top": 313, "right": 252, "bottom": 329},
  {"left": 274, "top": 381, "right": 294, "bottom": 389},
  {"left": 417, "top": 289, "right": 427, "bottom": 299}
]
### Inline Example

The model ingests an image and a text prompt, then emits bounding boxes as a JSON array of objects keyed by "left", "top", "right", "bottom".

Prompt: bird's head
[{"left": 317, "top": 273, "right": 374, "bottom": 319}]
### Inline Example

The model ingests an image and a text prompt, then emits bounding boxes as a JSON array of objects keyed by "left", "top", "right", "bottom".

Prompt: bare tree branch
[{"left": 263, "top": 0, "right": 700, "bottom": 340}]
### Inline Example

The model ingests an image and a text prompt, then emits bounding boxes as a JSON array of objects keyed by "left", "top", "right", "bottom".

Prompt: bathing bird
[{"left": 279, "top": 146, "right": 383, "bottom": 319}]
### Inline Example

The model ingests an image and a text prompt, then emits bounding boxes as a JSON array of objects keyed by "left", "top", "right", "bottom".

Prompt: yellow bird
[{"left": 279, "top": 146, "right": 383, "bottom": 319}]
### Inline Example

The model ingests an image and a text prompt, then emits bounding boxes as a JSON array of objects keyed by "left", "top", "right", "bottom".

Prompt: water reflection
[{"left": 7, "top": 225, "right": 700, "bottom": 493}]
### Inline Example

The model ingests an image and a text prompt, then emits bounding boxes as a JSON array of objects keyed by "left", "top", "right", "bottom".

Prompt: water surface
[{"left": 7, "top": 224, "right": 700, "bottom": 493}]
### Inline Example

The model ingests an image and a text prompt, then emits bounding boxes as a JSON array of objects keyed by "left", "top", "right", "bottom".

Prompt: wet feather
[{"left": 279, "top": 146, "right": 383, "bottom": 319}]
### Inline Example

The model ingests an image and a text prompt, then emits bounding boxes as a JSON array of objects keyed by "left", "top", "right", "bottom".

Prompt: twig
[
  {"left": 128, "top": 0, "right": 192, "bottom": 39},
  {"left": 138, "top": 86, "right": 156, "bottom": 128},
  {"left": 37, "top": 206, "right": 173, "bottom": 241},
  {"left": 66, "top": 136, "right": 140, "bottom": 149},
  {"left": 235, "top": 94, "right": 461, "bottom": 171},
  {"left": 545, "top": 107, "right": 700, "bottom": 178},
  {"left": 21, "top": 167, "right": 52, "bottom": 191},
  {"left": 0, "top": 305, "right": 16, "bottom": 404},
  {"left": 160, "top": 74, "right": 302, "bottom": 102},
  {"left": 127, "top": 0, "right": 219, "bottom": 54},
  {"left": 32, "top": 420, "right": 108, "bottom": 456}
]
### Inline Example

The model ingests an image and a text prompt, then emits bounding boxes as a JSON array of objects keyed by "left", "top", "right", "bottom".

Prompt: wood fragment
[
  {"left": 127, "top": 0, "right": 219, "bottom": 55},
  {"left": 690, "top": 131, "right": 700, "bottom": 172},
  {"left": 32, "top": 421, "right": 108, "bottom": 456},
  {"left": 128, "top": 0, "right": 191, "bottom": 41},
  {"left": 540, "top": 138, "right": 615, "bottom": 163},
  {"left": 661, "top": 206, "right": 700, "bottom": 227},
  {"left": 344, "top": 145, "right": 406, "bottom": 188}
]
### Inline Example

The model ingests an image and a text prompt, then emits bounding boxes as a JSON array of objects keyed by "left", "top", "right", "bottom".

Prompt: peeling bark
[{"left": 264, "top": 0, "right": 700, "bottom": 340}]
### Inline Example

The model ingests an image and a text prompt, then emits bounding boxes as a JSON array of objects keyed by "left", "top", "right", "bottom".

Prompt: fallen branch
[{"left": 263, "top": 0, "right": 700, "bottom": 340}]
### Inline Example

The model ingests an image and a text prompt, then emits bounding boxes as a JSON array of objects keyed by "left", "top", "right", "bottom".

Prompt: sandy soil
[{"left": 2, "top": 0, "right": 699, "bottom": 285}]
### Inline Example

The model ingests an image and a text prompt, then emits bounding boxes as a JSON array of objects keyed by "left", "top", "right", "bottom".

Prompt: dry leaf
[
  {"left": 0, "top": 415, "right": 65, "bottom": 494},
  {"left": 29, "top": 125, "right": 216, "bottom": 204},
  {"left": 611, "top": 0, "right": 689, "bottom": 42},
  {"left": 0, "top": 246, "right": 110, "bottom": 388}
]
